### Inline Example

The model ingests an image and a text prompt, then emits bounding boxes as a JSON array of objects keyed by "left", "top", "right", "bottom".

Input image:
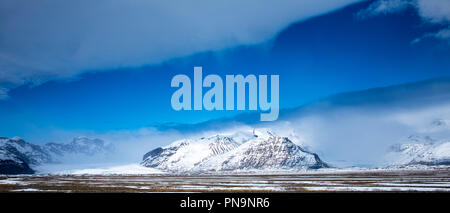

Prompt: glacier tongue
[{"left": 141, "top": 130, "right": 328, "bottom": 173}]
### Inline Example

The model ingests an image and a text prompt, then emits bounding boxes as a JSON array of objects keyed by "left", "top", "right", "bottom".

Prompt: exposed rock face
[
  {"left": 208, "top": 137, "right": 240, "bottom": 156},
  {"left": 218, "top": 136, "right": 327, "bottom": 170},
  {"left": 141, "top": 130, "right": 328, "bottom": 173}
]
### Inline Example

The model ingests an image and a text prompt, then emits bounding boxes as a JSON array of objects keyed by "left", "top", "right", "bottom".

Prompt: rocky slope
[{"left": 0, "top": 137, "right": 52, "bottom": 168}]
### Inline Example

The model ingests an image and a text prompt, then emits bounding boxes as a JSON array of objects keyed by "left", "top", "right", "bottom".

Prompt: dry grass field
[{"left": 1, "top": 167, "right": 450, "bottom": 192}]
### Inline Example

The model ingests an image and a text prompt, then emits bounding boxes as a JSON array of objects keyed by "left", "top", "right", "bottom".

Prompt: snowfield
[{"left": 53, "top": 164, "right": 163, "bottom": 175}]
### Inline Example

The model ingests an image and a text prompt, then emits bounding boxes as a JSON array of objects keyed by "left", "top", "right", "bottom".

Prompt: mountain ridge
[
  {"left": 141, "top": 130, "right": 328, "bottom": 173},
  {"left": 0, "top": 136, "right": 114, "bottom": 174}
]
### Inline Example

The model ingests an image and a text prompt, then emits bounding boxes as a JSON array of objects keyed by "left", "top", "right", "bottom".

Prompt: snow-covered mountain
[
  {"left": 141, "top": 130, "right": 328, "bottom": 173},
  {"left": 0, "top": 137, "right": 52, "bottom": 174},
  {"left": 0, "top": 146, "right": 34, "bottom": 174},
  {"left": 385, "top": 135, "right": 450, "bottom": 166},
  {"left": 44, "top": 136, "right": 114, "bottom": 159},
  {"left": 0, "top": 137, "right": 53, "bottom": 166},
  {"left": 0, "top": 136, "right": 114, "bottom": 174},
  {"left": 384, "top": 117, "right": 450, "bottom": 166}
]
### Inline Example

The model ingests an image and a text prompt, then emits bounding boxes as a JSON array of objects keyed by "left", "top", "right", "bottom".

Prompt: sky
[{"left": 1, "top": 0, "right": 450, "bottom": 143}]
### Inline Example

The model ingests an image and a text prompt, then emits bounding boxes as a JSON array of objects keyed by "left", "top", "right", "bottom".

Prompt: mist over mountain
[
  {"left": 0, "top": 136, "right": 114, "bottom": 174},
  {"left": 385, "top": 120, "right": 450, "bottom": 166}
]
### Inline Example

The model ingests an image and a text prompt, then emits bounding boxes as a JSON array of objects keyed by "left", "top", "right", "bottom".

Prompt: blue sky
[{"left": 0, "top": 0, "right": 450, "bottom": 141}]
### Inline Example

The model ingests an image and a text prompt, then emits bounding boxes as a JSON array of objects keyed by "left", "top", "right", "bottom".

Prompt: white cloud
[
  {"left": 411, "top": 26, "right": 450, "bottom": 44},
  {"left": 0, "top": 0, "right": 361, "bottom": 99},
  {"left": 357, "top": 0, "right": 412, "bottom": 19},
  {"left": 434, "top": 27, "right": 450, "bottom": 39},
  {"left": 415, "top": 0, "right": 450, "bottom": 43},
  {"left": 416, "top": 0, "right": 450, "bottom": 23},
  {"left": 358, "top": 0, "right": 450, "bottom": 44}
]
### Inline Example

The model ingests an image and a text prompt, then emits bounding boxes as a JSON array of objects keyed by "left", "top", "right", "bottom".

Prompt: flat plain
[{"left": 1, "top": 167, "right": 450, "bottom": 192}]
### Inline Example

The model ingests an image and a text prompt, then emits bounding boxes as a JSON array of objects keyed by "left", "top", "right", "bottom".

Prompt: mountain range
[{"left": 0, "top": 136, "right": 114, "bottom": 174}]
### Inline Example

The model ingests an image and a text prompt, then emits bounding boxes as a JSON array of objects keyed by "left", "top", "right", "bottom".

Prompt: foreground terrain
[{"left": 1, "top": 167, "right": 450, "bottom": 192}]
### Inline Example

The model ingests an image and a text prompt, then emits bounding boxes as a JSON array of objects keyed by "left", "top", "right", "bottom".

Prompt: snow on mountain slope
[
  {"left": 141, "top": 129, "right": 327, "bottom": 172},
  {"left": 0, "top": 137, "right": 52, "bottom": 166},
  {"left": 198, "top": 134, "right": 327, "bottom": 171},
  {"left": 141, "top": 134, "right": 249, "bottom": 171},
  {"left": 51, "top": 164, "right": 163, "bottom": 175},
  {"left": 0, "top": 137, "right": 53, "bottom": 174},
  {"left": 385, "top": 135, "right": 450, "bottom": 166},
  {"left": 0, "top": 147, "right": 34, "bottom": 174}
]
